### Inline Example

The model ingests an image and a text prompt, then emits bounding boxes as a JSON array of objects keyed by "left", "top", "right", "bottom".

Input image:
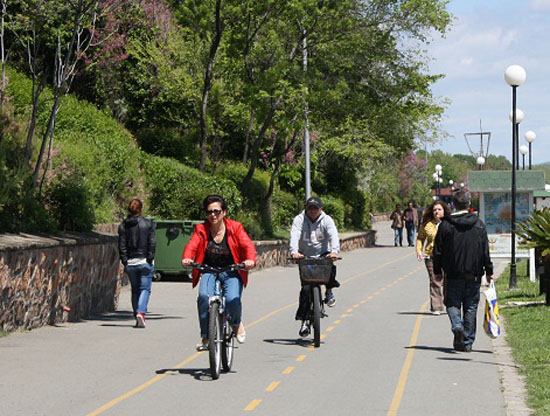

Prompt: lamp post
[
  {"left": 524, "top": 130, "right": 536, "bottom": 169},
  {"left": 435, "top": 164, "right": 442, "bottom": 198},
  {"left": 509, "top": 108, "right": 524, "bottom": 169},
  {"left": 476, "top": 156, "right": 486, "bottom": 170},
  {"left": 519, "top": 145, "right": 528, "bottom": 170},
  {"left": 505, "top": 64, "right": 526, "bottom": 290}
]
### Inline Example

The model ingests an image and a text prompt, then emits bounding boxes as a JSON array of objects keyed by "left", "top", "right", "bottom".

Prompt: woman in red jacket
[{"left": 182, "top": 195, "right": 257, "bottom": 351}]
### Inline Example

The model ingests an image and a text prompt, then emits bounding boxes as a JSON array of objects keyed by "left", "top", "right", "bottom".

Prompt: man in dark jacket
[{"left": 433, "top": 190, "right": 493, "bottom": 352}]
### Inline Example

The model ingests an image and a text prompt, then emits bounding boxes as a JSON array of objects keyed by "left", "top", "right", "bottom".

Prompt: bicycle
[
  {"left": 290, "top": 256, "right": 339, "bottom": 348},
  {"left": 189, "top": 262, "right": 245, "bottom": 380}
]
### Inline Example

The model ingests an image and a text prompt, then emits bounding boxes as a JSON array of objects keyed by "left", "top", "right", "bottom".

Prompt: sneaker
[
  {"left": 236, "top": 323, "right": 246, "bottom": 344},
  {"left": 196, "top": 339, "right": 208, "bottom": 351},
  {"left": 432, "top": 310, "right": 441, "bottom": 316},
  {"left": 299, "top": 322, "right": 310, "bottom": 337},
  {"left": 325, "top": 291, "right": 336, "bottom": 307},
  {"left": 135, "top": 313, "right": 146, "bottom": 328},
  {"left": 453, "top": 327, "right": 465, "bottom": 351},
  {"left": 464, "top": 344, "right": 472, "bottom": 352}
]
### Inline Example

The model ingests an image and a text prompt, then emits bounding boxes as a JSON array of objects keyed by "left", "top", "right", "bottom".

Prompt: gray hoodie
[{"left": 289, "top": 211, "right": 340, "bottom": 256}]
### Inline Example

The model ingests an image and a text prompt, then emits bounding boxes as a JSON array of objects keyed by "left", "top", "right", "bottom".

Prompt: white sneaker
[
  {"left": 432, "top": 310, "right": 441, "bottom": 316},
  {"left": 236, "top": 323, "right": 246, "bottom": 344}
]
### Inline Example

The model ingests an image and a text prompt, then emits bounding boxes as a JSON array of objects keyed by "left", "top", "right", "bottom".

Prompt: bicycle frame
[{"left": 190, "top": 262, "right": 244, "bottom": 379}]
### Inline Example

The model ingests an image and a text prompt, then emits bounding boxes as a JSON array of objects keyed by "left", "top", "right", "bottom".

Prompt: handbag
[{"left": 483, "top": 281, "right": 501, "bottom": 338}]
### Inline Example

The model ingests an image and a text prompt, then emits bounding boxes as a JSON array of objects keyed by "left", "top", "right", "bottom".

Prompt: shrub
[
  {"left": 140, "top": 153, "right": 242, "bottom": 220},
  {"left": 321, "top": 195, "right": 345, "bottom": 229},
  {"left": 233, "top": 211, "right": 263, "bottom": 240},
  {"left": 272, "top": 189, "right": 300, "bottom": 231},
  {"left": 47, "top": 175, "right": 95, "bottom": 232}
]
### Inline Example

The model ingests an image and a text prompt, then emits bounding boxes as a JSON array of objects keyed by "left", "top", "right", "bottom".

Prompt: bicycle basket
[{"left": 298, "top": 258, "right": 333, "bottom": 285}]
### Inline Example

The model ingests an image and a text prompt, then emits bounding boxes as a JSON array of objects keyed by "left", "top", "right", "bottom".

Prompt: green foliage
[
  {"left": 140, "top": 153, "right": 242, "bottom": 220},
  {"left": 47, "top": 175, "right": 95, "bottom": 232},
  {"left": 321, "top": 195, "right": 345, "bottom": 229},
  {"left": 233, "top": 211, "right": 263, "bottom": 240},
  {"left": 272, "top": 189, "right": 300, "bottom": 231},
  {"left": 518, "top": 208, "right": 550, "bottom": 257}
]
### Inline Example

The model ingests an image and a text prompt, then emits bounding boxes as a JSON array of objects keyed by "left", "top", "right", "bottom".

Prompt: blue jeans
[
  {"left": 394, "top": 228, "right": 403, "bottom": 246},
  {"left": 445, "top": 279, "right": 481, "bottom": 348},
  {"left": 197, "top": 272, "right": 243, "bottom": 339},
  {"left": 405, "top": 222, "right": 415, "bottom": 246},
  {"left": 125, "top": 263, "right": 154, "bottom": 315}
]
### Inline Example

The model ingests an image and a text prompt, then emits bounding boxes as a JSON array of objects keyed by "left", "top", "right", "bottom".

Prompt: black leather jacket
[{"left": 118, "top": 216, "right": 156, "bottom": 266}]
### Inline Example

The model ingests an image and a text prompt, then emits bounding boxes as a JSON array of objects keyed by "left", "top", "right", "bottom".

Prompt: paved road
[{"left": 0, "top": 222, "right": 506, "bottom": 415}]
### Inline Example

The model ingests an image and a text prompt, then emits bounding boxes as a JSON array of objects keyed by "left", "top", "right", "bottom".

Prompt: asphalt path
[{"left": 0, "top": 222, "right": 506, "bottom": 415}]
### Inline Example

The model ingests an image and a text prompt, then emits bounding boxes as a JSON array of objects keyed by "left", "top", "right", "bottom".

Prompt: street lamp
[
  {"left": 509, "top": 108, "right": 524, "bottom": 169},
  {"left": 434, "top": 164, "right": 443, "bottom": 198},
  {"left": 505, "top": 64, "right": 526, "bottom": 290},
  {"left": 519, "top": 145, "right": 528, "bottom": 170},
  {"left": 476, "top": 156, "right": 486, "bottom": 170},
  {"left": 524, "top": 130, "right": 536, "bottom": 169}
]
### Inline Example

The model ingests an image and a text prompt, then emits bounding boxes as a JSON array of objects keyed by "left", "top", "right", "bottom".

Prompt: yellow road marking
[
  {"left": 87, "top": 352, "right": 201, "bottom": 416},
  {"left": 334, "top": 320, "right": 342, "bottom": 324},
  {"left": 340, "top": 314, "right": 348, "bottom": 318},
  {"left": 244, "top": 399, "right": 262, "bottom": 411},
  {"left": 375, "top": 291, "right": 380, "bottom": 295},
  {"left": 360, "top": 300, "right": 366, "bottom": 304},
  {"left": 387, "top": 300, "right": 429, "bottom": 416},
  {"left": 320, "top": 334, "right": 327, "bottom": 340},
  {"left": 88, "top": 252, "right": 415, "bottom": 415},
  {"left": 308, "top": 345, "right": 315, "bottom": 350},
  {"left": 265, "top": 381, "right": 280, "bottom": 392},
  {"left": 347, "top": 308, "right": 354, "bottom": 313},
  {"left": 282, "top": 366, "right": 294, "bottom": 374},
  {"left": 368, "top": 296, "right": 374, "bottom": 300},
  {"left": 296, "top": 355, "right": 307, "bottom": 362},
  {"left": 353, "top": 304, "right": 360, "bottom": 308},
  {"left": 326, "top": 326, "right": 335, "bottom": 332},
  {"left": 341, "top": 252, "right": 413, "bottom": 284}
]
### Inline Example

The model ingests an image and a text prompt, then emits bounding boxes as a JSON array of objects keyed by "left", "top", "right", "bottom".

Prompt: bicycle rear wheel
[
  {"left": 208, "top": 303, "right": 222, "bottom": 379},
  {"left": 312, "top": 286, "right": 322, "bottom": 348},
  {"left": 221, "top": 322, "right": 234, "bottom": 372}
]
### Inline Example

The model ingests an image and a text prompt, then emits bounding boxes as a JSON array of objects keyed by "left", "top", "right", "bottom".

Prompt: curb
[{"left": 490, "top": 260, "right": 534, "bottom": 415}]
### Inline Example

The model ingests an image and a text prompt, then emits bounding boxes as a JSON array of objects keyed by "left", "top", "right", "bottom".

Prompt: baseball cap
[{"left": 305, "top": 196, "right": 322, "bottom": 209}]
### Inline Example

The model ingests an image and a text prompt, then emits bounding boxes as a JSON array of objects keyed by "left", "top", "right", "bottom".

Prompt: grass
[{"left": 494, "top": 259, "right": 550, "bottom": 415}]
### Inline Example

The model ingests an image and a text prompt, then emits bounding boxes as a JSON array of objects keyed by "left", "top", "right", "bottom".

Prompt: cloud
[{"left": 531, "top": 0, "right": 550, "bottom": 11}]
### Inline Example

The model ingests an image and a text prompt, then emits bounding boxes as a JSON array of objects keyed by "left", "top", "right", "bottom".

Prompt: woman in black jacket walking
[{"left": 118, "top": 198, "right": 156, "bottom": 328}]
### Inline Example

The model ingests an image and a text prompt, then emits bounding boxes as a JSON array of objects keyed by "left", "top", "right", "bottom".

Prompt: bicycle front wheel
[
  {"left": 312, "top": 286, "right": 322, "bottom": 348},
  {"left": 208, "top": 303, "right": 222, "bottom": 379},
  {"left": 221, "top": 322, "right": 234, "bottom": 372}
]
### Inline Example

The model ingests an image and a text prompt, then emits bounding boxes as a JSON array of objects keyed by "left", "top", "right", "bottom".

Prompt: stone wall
[
  {"left": 0, "top": 233, "right": 125, "bottom": 332},
  {"left": 0, "top": 228, "right": 376, "bottom": 333},
  {"left": 254, "top": 230, "right": 377, "bottom": 270}
]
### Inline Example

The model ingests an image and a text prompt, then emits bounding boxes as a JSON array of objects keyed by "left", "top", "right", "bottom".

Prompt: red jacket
[{"left": 182, "top": 218, "right": 257, "bottom": 288}]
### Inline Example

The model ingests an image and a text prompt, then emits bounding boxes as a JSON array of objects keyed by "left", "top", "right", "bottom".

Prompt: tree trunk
[
  {"left": 199, "top": 0, "right": 223, "bottom": 172},
  {"left": 241, "top": 96, "right": 282, "bottom": 192},
  {"left": 31, "top": 96, "right": 59, "bottom": 191},
  {"left": 242, "top": 108, "right": 255, "bottom": 164}
]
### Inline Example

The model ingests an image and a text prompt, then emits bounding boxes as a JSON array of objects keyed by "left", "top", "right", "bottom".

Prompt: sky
[{"left": 426, "top": 0, "right": 550, "bottom": 165}]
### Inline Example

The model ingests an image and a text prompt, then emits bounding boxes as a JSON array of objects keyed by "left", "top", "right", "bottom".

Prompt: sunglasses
[{"left": 206, "top": 209, "right": 223, "bottom": 216}]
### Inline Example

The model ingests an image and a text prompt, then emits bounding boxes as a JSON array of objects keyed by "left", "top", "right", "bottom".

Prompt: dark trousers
[{"left": 295, "top": 265, "right": 339, "bottom": 321}]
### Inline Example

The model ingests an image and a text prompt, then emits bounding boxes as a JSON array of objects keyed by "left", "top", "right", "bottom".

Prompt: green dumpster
[{"left": 153, "top": 219, "right": 202, "bottom": 280}]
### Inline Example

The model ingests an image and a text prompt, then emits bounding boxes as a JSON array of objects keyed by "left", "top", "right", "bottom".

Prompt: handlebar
[
  {"left": 287, "top": 256, "right": 341, "bottom": 263},
  {"left": 188, "top": 263, "right": 246, "bottom": 274}
]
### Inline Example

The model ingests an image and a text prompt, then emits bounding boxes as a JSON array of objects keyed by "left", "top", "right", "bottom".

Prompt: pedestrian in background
[
  {"left": 403, "top": 201, "right": 418, "bottom": 247},
  {"left": 415, "top": 203, "right": 424, "bottom": 233},
  {"left": 416, "top": 200, "right": 451, "bottom": 315},
  {"left": 433, "top": 191, "right": 493, "bottom": 352},
  {"left": 390, "top": 204, "right": 404, "bottom": 247},
  {"left": 118, "top": 198, "right": 156, "bottom": 328}
]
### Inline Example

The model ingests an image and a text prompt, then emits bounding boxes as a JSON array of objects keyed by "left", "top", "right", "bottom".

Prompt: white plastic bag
[{"left": 483, "top": 281, "right": 501, "bottom": 338}]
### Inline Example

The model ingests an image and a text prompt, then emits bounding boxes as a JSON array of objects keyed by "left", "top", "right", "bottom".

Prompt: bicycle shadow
[
  {"left": 155, "top": 367, "right": 233, "bottom": 381},
  {"left": 263, "top": 338, "right": 320, "bottom": 348}
]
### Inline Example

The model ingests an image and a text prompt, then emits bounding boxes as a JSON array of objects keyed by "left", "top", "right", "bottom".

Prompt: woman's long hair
[{"left": 421, "top": 200, "right": 451, "bottom": 226}]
